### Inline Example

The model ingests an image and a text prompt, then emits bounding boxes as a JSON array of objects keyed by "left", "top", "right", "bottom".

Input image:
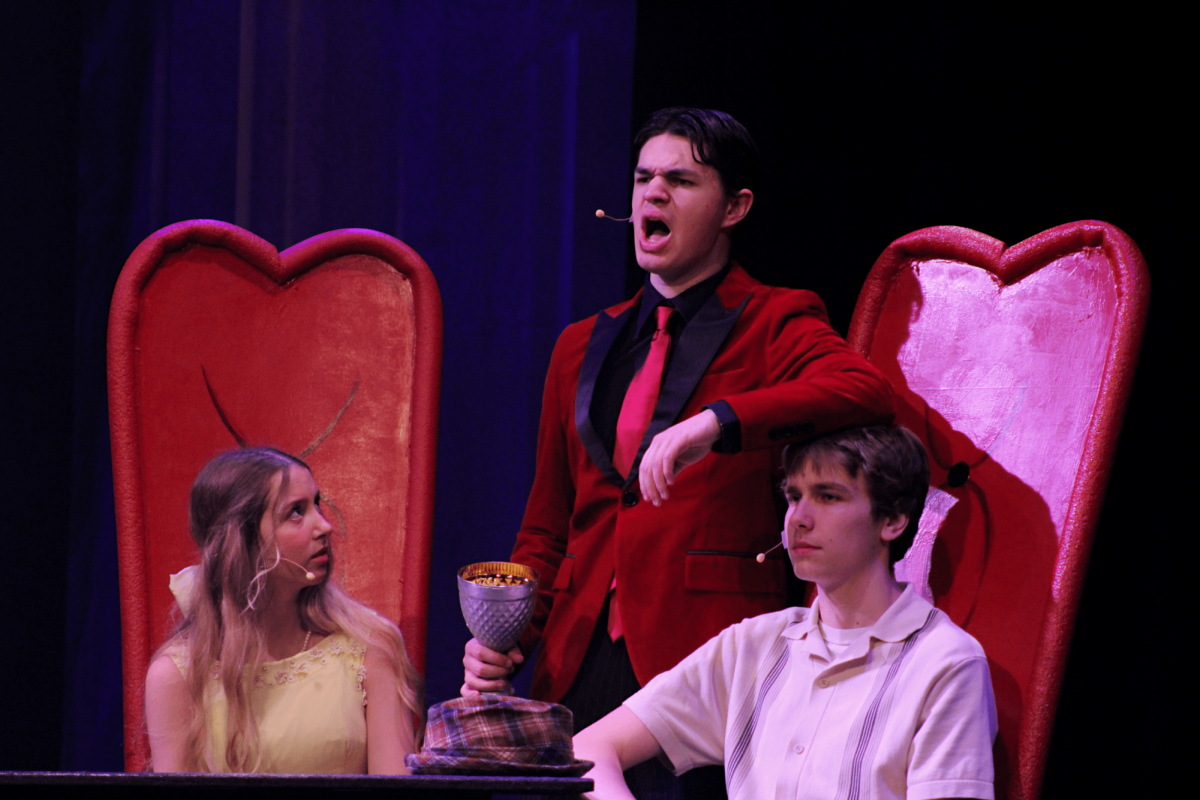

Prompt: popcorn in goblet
[{"left": 457, "top": 561, "right": 539, "bottom": 654}]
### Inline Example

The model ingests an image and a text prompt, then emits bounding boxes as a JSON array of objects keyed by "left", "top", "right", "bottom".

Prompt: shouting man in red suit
[{"left": 463, "top": 108, "right": 894, "bottom": 796}]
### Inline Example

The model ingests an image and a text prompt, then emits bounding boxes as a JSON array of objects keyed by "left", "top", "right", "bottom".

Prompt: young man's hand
[
  {"left": 461, "top": 638, "right": 524, "bottom": 696},
  {"left": 638, "top": 409, "right": 721, "bottom": 505}
]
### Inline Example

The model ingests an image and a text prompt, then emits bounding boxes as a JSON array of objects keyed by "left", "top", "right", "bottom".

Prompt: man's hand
[
  {"left": 638, "top": 409, "right": 721, "bottom": 506},
  {"left": 461, "top": 638, "right": 524, "bottom": 696}
]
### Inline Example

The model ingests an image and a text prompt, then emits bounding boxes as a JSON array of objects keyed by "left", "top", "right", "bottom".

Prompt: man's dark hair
[
  {"left": 633, "top": 107, "right": 760, "bottom": 198},
  {"left": 782, "top": 426, "right": 930, "bottom": 567}
]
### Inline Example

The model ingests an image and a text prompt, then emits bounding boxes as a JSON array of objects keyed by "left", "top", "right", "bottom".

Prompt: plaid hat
[{"left": 405, "top": 695, "right": 594, "bottom": 776}]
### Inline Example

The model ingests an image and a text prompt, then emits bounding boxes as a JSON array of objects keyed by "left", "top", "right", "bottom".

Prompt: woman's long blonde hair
[{"left": 154, "top": 448, "right": 423, "bottom": 772}]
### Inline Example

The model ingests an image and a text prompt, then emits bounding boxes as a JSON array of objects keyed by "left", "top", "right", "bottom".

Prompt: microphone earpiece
[
  {"left": 595, "top": 209, "right": 633, "bottom": 223},
  {"left": 756, "top": 530, "right": 788, "bottom": 563}
]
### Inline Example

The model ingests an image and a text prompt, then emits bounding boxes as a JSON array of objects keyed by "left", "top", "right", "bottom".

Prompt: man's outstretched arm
[
  {"left": 637, "top": 286, "right": 894, "bottom": 506},
  {"left": 574, "top": 707, "right": 665, "bottom": 800}
]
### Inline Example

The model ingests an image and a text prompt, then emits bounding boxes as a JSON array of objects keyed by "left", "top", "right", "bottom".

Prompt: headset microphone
[
  {"left": 595, "top": 209, "right": 633, "bottom": 222},
  {"left": 756, "top": 530, "right": 788, "bottom": 563},
  {"left": 280, "top": 557, "right": 317, "bottom": 580}
]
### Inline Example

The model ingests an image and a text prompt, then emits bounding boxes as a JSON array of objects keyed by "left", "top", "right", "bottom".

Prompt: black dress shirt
[{"left": 589, "top": 265, "right": 741, "bottom": 465}]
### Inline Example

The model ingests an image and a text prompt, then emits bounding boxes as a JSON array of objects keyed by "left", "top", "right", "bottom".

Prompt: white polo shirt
[{"left": 624, "top": 585, "right": 997, "bottom": 800}]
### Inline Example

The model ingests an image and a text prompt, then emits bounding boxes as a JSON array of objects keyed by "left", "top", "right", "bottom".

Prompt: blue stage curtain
[{"left": 65, "top": 0, "right": 634, "bottom": 769}]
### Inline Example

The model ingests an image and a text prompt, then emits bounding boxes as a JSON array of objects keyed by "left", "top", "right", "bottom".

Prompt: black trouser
[{"left": 558, "top": 596, "right": 727, "bottom": 800}]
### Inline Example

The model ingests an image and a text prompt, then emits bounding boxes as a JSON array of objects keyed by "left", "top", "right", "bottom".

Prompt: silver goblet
[{"left": 457, "top": 561, "right": 539, "bottom": 654}]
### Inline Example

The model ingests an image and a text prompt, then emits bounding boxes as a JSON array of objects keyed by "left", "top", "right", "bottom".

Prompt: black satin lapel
[
  {"left": 626, "top": 291, "right": 751, "bottom": 485},
  {"left": 576, "top": 307, "right": 633, "bottom": 484}
]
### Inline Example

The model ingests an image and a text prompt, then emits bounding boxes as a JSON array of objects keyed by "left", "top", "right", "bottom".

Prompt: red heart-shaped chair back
[
  {"left": 108, "top": 220, "right": 443, "bottom": 771},
  {"left": 848, "top": 220, "right": 1148, "bottom": 800}
]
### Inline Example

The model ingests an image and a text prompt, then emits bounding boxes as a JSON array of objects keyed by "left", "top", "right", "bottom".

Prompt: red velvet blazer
[{"left": 513, "top": 265, "right": 895, "bottom": 701}]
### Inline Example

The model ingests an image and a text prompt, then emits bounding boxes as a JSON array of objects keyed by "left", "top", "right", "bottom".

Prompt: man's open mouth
[{"left": 644, "top": 219, "right": 671, "bottom": 239}]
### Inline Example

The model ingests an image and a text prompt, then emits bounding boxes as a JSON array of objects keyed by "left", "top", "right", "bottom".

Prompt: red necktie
[
  {"left": 607, "top": 574, "right": 623, "bottom": 641},
  {"left": 612, "top": 305, "right": 677, "bottom": 479},
  {"left": 608, "top": 304, "right": 676, "bottom": 643}
]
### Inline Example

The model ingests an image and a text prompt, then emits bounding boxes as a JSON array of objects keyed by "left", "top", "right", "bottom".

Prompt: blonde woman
[{"left": 145, "top": 448, "right": 422, "bottom": 773}]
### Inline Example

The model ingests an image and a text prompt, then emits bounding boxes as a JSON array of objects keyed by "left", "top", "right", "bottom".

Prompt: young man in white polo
[{"left": 575, "top": 425, "right": 998, "bottom": 800}]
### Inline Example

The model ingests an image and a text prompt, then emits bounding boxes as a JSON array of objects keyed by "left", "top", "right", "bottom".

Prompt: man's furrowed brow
[{"left": 635, "top": 166, "right": 702, "bottom": 179}]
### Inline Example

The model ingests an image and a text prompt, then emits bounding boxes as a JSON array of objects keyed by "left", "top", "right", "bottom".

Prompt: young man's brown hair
[{"left": 782, "top": 425, "right": 929, "bottom": 566}]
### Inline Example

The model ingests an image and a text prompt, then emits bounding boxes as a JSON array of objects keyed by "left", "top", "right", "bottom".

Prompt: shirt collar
[
  {"left": 635, "top": 262, "right": 731, "bottom": 334},
  {"left": 781, "top": 584, "right": 933, "bottom": 646}
]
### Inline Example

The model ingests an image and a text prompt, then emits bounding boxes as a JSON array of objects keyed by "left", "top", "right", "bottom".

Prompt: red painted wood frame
[
  {"left": 847, "top": 221, "right": 1149, "bottom": 800},
  {"left": 108, "top": 221, "right": 443, "bottom": 770}
]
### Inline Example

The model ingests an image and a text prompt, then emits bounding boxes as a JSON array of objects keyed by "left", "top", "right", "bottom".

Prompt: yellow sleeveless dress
[{"left": 170, "top": 633, "right": 368, "bottom": 773}]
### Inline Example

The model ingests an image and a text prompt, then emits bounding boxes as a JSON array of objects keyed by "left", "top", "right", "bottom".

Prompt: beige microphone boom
[
  {"left": 280, "top": 557, "right": 317, "bottom": 580},
  {"left": 757, "top": 531, "right": 789, "bottom": 563}
]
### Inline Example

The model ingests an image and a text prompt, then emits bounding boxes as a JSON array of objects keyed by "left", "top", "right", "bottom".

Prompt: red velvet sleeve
[{"left": 726, "top": 287, "right": 895, "bottom": 450}]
